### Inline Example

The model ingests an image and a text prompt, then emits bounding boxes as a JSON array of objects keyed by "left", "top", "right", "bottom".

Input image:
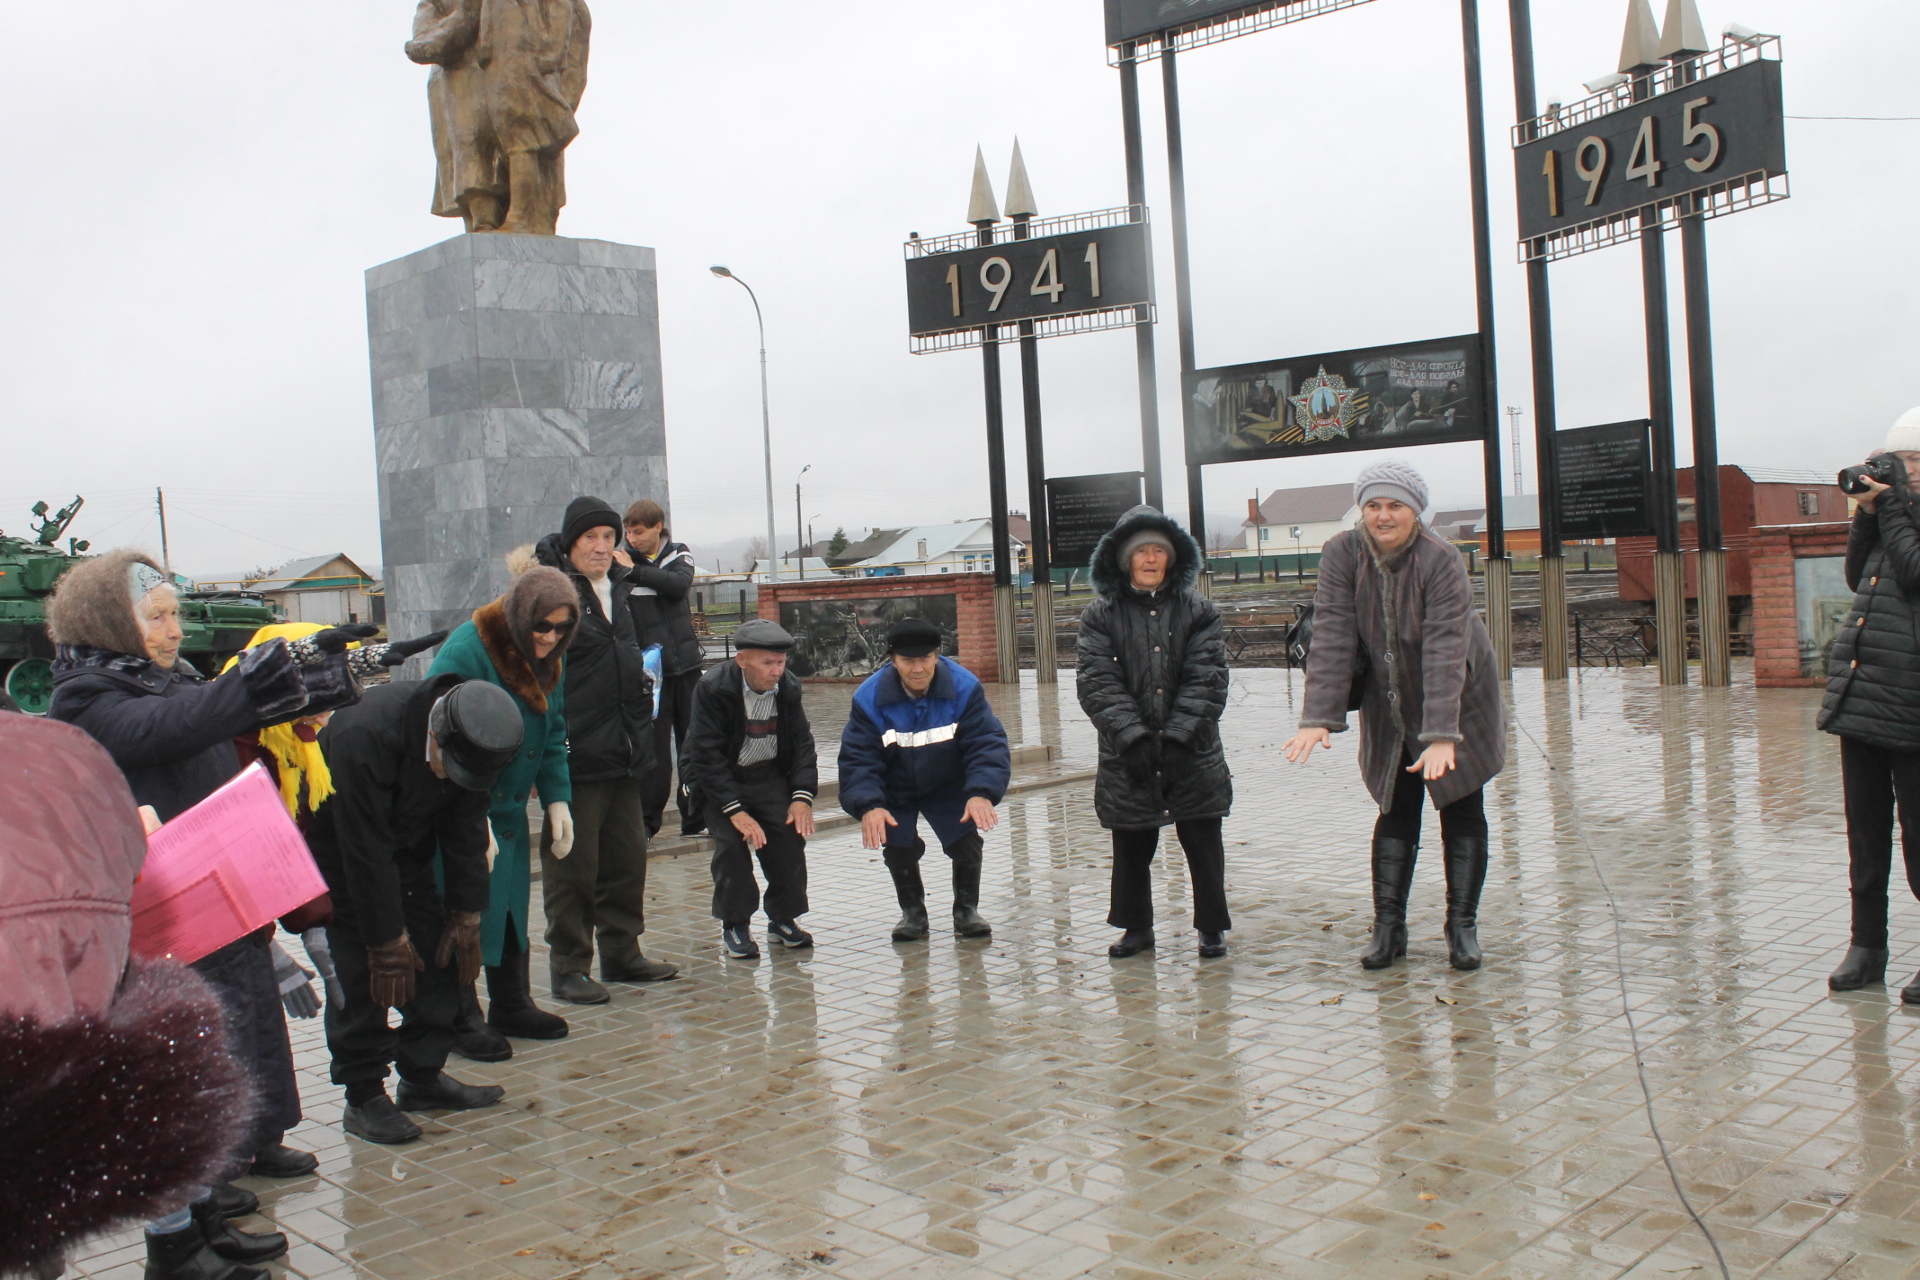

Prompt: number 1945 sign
[{"left": 904, "top": 217, "right": 1153, "bottom": 345}]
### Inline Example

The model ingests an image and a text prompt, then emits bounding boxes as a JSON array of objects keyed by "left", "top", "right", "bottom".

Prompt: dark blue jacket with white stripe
[{"left": 837, "top": 657, "right": 1011, "bottom": 818}]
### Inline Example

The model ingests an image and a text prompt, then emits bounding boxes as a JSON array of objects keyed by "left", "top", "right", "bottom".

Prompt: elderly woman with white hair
[{"left": 1284, "top": 460, "right": 1506, "bottom": 972}]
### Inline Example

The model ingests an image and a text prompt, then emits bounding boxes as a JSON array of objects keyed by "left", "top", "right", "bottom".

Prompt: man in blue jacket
[{"left": 838, "top": 618, "right": 1011, "bottom": 941}]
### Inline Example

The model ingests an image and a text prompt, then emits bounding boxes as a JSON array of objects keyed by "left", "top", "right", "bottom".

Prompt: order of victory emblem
[{"left": 1289, "top": 366, "right": 1362, "bottom": 443}]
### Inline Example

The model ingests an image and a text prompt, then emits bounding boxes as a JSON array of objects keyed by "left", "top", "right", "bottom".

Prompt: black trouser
[
  {"left": 324, "top": 880, "right": 460, "bottom": 1088},
  {"left": 1108, "top": 818, "right": 1230, "bottom": 932},
  {"left": 708, "top": 769, "right": 809, "bottom": 924},
  {"left": 1374, "top": 753, "right": 1488, "bottom": 844},
  {"left": 192, "top": 931, "right": 300, "bottom": 1171},
  {"left": 540, "top": 775, "right": 649, "bottom": 974},
  {"left": 640, "top": 669, "right": 701, "bottom": 837},
  {"left": 1841, "top": 736, "right": 1920, "bottom": 949}
]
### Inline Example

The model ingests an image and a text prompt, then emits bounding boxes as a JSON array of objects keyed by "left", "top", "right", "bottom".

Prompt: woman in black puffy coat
[
  {"left": 1075, "top": 506, "right": 1233, "bottom": 960},
  {"left": 1819, "top": 420, "right": 1920, "bottom": 998}
]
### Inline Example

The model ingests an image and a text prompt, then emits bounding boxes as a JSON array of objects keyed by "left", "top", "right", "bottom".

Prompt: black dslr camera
[{"left": 1840, "top": 453, "right": 1906, "bottom": 496}]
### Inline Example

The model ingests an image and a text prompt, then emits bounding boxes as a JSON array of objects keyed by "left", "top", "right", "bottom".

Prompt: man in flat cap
[
  {"left": 681, "top": 619, "right": 818, "bottom": 958},
  {"left": 839, "top": 619, "right": 1010, "bottom": 941},
  {"left": 309, "top": 675, "right": 524, "bottom": 1144}
]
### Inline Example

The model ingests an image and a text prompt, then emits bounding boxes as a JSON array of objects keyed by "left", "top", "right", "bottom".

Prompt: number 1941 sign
[
  {"left": 904, "top": 209, "right": 1153, "bottom": 352},
  {"left": 1512, "top": 52, "right": 1785, "bottom": 261}
]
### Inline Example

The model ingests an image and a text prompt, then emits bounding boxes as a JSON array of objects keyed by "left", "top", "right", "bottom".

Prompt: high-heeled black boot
[
  {"left": 1361, "top": 837, "right": 1418, "bottom": 970},
  {"left": 1442, "top": 835, "right": 1489, "bottom": 971},
  {"left": 1829, "top": 946, "right": 1889, "bottom": 990}
]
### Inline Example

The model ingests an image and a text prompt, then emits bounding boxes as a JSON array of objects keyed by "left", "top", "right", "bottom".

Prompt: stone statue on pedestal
[{"left": 406, "top": 0, "right": 591, "bottom": 235}]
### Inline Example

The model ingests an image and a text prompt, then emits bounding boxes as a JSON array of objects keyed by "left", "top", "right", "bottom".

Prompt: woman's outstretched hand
[
  {"left": 1283, "top": 728, "right": 1331, "bottom": 763},
  {"left": 1407, "top": 741, "right": 1457, "bottom": 780}
]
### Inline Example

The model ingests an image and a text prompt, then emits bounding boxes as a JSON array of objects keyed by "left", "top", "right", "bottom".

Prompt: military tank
[{"left": 0, "top": 498, "right": 279, "bottom": 714}]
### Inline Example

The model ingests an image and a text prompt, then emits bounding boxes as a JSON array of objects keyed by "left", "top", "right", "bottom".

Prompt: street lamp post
[
  {"left": 794, "top": 464, "right": 811, "bottom": 580},
  {"left": 711, "top": 265, "right": 780, "bottom": 585}
]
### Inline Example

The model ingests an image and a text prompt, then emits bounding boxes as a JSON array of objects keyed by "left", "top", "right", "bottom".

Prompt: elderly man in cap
[
  {"left": 534, "top": 495, "right": 676, "bottom": 1005},
  {"left": 681, "top": 619, "right": 818, "bottom": 958},
  {"left": 839, "top": 618, "right": 1010, "bottom": 941},
  {"left": 307, "top": 675, "right": 524, "bottom": 1144}
]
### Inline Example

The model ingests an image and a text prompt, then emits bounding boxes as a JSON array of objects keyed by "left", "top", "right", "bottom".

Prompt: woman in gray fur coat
[{"left": 1283, "top": 460, "right": 1505, "bottom": 971}]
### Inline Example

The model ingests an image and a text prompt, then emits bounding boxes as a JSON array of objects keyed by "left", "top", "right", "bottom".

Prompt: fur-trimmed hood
[
  {"left": 45, "top": 549, "right": 163, "bottom": 658},
  {"left": 471, "top": 560, "right": 576, "bottom": 713},
  {"left": 1089, "top": 506, "right": 1203, "bottom": 598}
]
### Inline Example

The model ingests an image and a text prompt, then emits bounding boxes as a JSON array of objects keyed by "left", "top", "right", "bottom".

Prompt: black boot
[
  {"left": 142, "top": 1224, "right": 265, "bottom": 1280},
  {"left": 1361, "top": 837, "right": 1418, "bottom": 970},
  {"left": 486, "top": 935, "right": 569, "bottom": 1040},
  {"left": 886, "top": 855, "right": 930, "bottom": 942},
  {"left": 451, "top": 978, "right": 512, "bottom": 1062},
  {"left": 192, "top": 1199, "right": 286, "bottom": 1264},
  {"left": 948, "top": 835, "right": 993, "bottom": 938},
  {"left": 1830, "top": 946, "right": 1890, "bottom": 990},
  {"left": 1442, "top": 835, "right": 1489, "bottom": 971},
  {"left": 1108, "top": 929, "right": 1155, "bottom": 958}
]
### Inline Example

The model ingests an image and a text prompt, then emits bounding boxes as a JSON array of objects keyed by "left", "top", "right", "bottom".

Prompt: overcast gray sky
[{"left": 4, "top": 1, "right": 1914, "bottom": 574}]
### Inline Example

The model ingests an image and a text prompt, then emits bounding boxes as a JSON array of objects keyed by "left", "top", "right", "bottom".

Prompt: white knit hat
[
  {"left": 1886, "top": 406, "right": 1920, "bottom": 453},
  {"left": 1353, "top": 458, "right": 1430, "bottom": 514}
]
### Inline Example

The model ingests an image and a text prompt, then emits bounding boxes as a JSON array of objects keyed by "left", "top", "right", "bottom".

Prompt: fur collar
[{"left": 474, "top": 600, "right": 561, "bottom": 713}]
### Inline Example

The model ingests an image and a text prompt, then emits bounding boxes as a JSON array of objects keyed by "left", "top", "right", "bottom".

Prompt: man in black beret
[
  {"left": 838, "top": 619, "right": 1010, "bottom": 941},
  {"left": 308, "top": 676, "right": 523, "bottom": 1144},
  {"left": 681, "top": 619, "right": 818, "bottom": 958}
]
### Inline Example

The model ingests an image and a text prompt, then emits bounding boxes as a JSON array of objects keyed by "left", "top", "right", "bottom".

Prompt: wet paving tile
[{"left": 63, "top": 664, "right": 1920, "bottom": 1279}]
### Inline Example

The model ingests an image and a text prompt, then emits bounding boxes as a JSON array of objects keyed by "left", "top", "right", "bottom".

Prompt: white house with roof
[
  {"left": 211, "top": 554, "right": 382, "bottom": 625},
  {"left": 848, "top": 520, "right": 1025, "bottom": 577},
  {"left": 1242, "top": 484, "right": 1362, "bottom": 555}
]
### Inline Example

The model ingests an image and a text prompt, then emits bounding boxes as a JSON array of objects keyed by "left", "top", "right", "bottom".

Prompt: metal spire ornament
[
  {"left": 1004, "top": 139, "right": 1039, "bottom": 219},
  {"left": 1656, "top": 0, "right": 1710, "bottom": 59},
  {"left": 967, "top": 146, "right": 1001, "bottom": 225},
  {"left": 1617, "top": 0, "right": 1664, "bottom": 73}
]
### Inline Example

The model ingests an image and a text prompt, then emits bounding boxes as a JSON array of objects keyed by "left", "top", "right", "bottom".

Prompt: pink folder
[{"left": 130, "top": 762, "right": 329, "bottom": 964}]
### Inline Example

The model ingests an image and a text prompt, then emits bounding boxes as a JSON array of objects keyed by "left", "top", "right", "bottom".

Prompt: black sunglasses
[{"left": 531, "top": 619, "right": 577, "bottom": 636}]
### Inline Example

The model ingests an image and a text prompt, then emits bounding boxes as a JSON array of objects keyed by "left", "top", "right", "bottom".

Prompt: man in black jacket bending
[
  {"left": 682, "top": 619, "right": 818, "bottom": 958},
  {"left": 534, "top": 495, "right": 679, "bottom": 1004},
  {"left": 309, "top": 675, "right": 522, "bottom": 1145},
  {"left": 617, "top": 498, "right": 706, "bottom": 839}
]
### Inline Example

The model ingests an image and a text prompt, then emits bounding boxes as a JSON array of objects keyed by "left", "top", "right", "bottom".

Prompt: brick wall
[
  {"left": 759, "top": 572, "right": 1001, "bottom": 683},
  {"left": 1751, "top": 521, "right": 1850, "bottom": 688}
]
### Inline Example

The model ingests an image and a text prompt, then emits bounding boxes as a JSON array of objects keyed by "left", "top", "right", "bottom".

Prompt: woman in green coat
[{"left": 430, "top": 559, "right": 579, "bottom": 1059}]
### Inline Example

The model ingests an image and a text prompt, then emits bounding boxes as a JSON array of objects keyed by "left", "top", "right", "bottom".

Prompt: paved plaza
[{"left": 70, "top": 666, "right": 1920, "bottom": 1280}]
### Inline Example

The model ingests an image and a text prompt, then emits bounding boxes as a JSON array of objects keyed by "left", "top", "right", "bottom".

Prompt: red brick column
[
  {"left": 1751, "top": 521, "right": 1850, "bottom": 688},
  {"left": 759, "top": 572, "right": 1000, "bottom": 682}
]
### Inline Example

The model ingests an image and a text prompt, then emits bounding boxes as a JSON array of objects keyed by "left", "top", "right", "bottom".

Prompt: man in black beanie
[{"left": 533, "top": 496, "right": 677, "bottom": 1006}]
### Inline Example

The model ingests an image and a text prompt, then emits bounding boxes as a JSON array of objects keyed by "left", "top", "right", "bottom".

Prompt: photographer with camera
[{"left": 1822, "top": 408, "right": 1920, "bottom": 998}]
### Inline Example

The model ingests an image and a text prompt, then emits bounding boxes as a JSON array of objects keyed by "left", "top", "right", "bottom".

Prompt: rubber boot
[
  {"left": 1360, "top": 837, "right": 1418, "bottom": 970},
  {"left": 451, "top": 979, "right": 511, "bottom": 1062},
  {"left": 1829, "top": 946, "right": 1889, "bottom": 990},
  {"left": 948, "top": 834, "right": 993, "bottom": 938},
  {"left": 885, "top": 849, "right": 930, "bottom": 942},
  {"left": 1442, "top": 835, "right": 1489, "bottom": 971},
  {"left": 142, "top": 1225, "right": 265, "bottom": 1280},
  {"left": 486, "top": 934, "right": 569, "bottom": 1040}
]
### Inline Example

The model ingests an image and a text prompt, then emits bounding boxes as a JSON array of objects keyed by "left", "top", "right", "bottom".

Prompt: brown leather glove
[
  {"left": 367, "top": 933, "right": 425, "bottom": 1009},
  {"left": 433, "top": 910, "right": 485, "bottom": 986}
]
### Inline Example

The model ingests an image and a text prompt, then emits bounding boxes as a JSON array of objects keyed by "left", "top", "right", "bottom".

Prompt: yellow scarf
[{"left": 222, "top": 622, "right": 343, "bottom": 817}]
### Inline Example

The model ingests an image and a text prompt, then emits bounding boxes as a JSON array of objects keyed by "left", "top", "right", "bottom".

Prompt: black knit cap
[
  {"left": 430, "top": 680, "right": 525, "bottom": 792},
  {"left": 561, "top": 495, "right": 621, "bottom": 554},
  {"left": 885, "top": 618, "right": 943, "bottom": 658}
]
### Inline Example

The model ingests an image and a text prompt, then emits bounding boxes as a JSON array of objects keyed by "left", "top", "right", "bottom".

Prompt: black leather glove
[
  {"left": 1120, "top": 734, "right": 1161, "bottom": 784},
  {"left": 379, "top": 630, "right": 449, "bottom": 666},
  {"left": 308, "top": 625, "right": 380, "bottom": 654}
]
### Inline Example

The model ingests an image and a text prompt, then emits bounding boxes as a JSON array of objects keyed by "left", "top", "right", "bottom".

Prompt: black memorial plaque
[
  {"left": 1515, "top": 58, "right": 1785, "bottom": 246},
  {"left": 906, "top": 220, "right": 1152, "bottom": 340},
  {"left": 1185, "top": 335, "right": 1485, "bottom": 466},
  {"left": 1105, "top": 0, "right": 1278, "bottom": 44},
  {"left": 1557, "top": 420, "right": 1655, "bottom": 540},
  {"left": 1047, "top": 472, "right": 1146, "bottom": 569}
]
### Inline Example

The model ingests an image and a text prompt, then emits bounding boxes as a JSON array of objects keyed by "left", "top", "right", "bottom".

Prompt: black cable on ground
[{"left": 1511, "top": 714, "right": 1733, "bottom": 1280}]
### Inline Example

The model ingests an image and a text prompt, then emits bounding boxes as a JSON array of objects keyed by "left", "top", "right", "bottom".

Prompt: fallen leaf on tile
[
  {"left": 1426, "top": 1222, "right": 1445, "bottom": 1230},
  {"left": 499, "top": 1177, "right": 517, "bottom": 1185},
  {"left": 1320, "top": 995, "right": 1341, "bottom": 1005},
  {"left": 514, "top": 1250, "right": 534, "bottom": 1257},
  {"left": 807, "top": 1251, "right": 836, "bottom": 1263},
  {"left": 729, "top": 1246, "right": 752, "bottom": 1255},
  {"left": 1435, "top": 995, "right": 1458, "bottom": 1005},
  {"left": 1418, "top": 1192, "right": 1438, "bottom": 1201},
  {"left": 1320, "top": 923, "right": 1334, "bottom": 931}
]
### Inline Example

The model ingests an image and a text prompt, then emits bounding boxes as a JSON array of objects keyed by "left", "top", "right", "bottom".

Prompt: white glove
[
  {"left": 486, "top": 818, "right": 499, "bottom": 871},
  {"left": 302, "top": 927, "right": 344, "bottom": 1012},
  {"left": 548, "top": 801, "right": 574, "bottom": 858},
  {"left": 269, "top": 939, "right": 321, "bottom": 1019}
]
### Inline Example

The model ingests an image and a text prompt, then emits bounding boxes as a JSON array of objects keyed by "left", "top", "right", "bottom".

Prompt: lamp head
[{"left": 710, "top": 265, "right": 733, "bottom": 278}]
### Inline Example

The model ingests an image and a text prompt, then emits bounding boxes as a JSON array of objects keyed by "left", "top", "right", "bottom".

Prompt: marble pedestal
[{"left": 367, "top": 233, "right": 666, "bottom": 649}]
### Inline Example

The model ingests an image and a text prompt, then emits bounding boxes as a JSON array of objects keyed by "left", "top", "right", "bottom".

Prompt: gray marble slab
[{"left": 368, "top": 233, "right": 669, "bottom": 625}]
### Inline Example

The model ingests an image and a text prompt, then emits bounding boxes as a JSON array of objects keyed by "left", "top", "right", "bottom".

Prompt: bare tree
[{"left": 741, "top": 536, "right": 769, "bottom": 573}]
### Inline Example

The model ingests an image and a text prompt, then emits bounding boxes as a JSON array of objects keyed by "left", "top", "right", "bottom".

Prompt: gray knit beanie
[
  {"left": 1119, "top": 528, "right": 1176, "bottom": 568},
  {"left": 1353, "top": 458, "right": 1429, "bottom": 514}
]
